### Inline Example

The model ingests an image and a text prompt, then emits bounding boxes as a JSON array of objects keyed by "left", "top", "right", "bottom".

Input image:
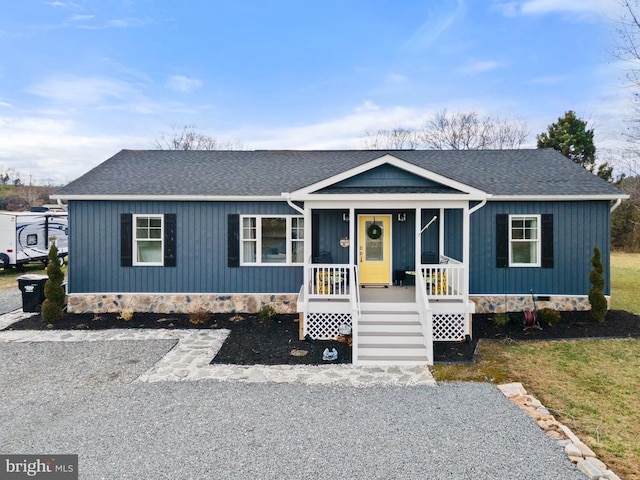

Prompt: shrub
[
  {"left": 41, "top": 240, "right": 65, "bottom": 322},
  {"left": 537, "top": 308, "right": 561, "bottom": 327},
  {"left": 492, "top": 312, "right": 510, "bottom": 328},
  {"left": 189, "top": 309, "right": 210, "bottom": 325},
  {"left": 588, "top": 246, "right": 608, "bottom": 323},
  {"left": 118, "top": 307, "right": 134, "bottom": 321},
  {"left": 259, "top": 304, "right": 276, "bottom": 322}
]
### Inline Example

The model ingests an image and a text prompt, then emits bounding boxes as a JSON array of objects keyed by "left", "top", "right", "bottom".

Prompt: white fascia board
[
  {"left": 305, "top": 199, "right": 470, "bottom": 209},
  {"left": 491, "top": 194, "right": 629, "bottom": 201},
  {"left": 289, "top": 153, "right": 489, "bottom": 199},
  {"left": 50, "top": 194, "right": 285, "bottom": 202},
  {"left": 292, "top": 193, "right": 487, "bottom": 202}
]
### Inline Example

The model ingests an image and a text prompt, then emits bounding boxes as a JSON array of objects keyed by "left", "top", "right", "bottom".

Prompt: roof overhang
[
  {"left": 491, "top": 194, "right": 630, "bottom": 201},
  {"left": 50, "top": 194, "right": 285, "bottom": 202},
  {"left": 287, "top": 153, "right": 489, "bottom": 201}
]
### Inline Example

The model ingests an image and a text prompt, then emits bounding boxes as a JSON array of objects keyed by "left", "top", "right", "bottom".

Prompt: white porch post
[
  {"left": 415, "top": 207, "right": 422, "bottom": 303},
  {"left": 439, "top": 207, "right": 445, "bottom": 258},
  {"left": 349, "top": 207, "right": 355, "bottom": 266},
  {"left": 462, "top": 204, "right": 470, "bottom": 296},
  {"left": 304, "top": 204, "right": 312, "bottom": 298}
]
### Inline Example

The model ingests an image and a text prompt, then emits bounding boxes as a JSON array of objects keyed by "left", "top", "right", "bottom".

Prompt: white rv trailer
[{"left": 0, "top": 211, "right": 68, "bottom": 269}]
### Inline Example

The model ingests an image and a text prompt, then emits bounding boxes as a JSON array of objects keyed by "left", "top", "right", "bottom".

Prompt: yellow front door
[{"left": 358, "top": 215, "right": 391, "bottom": 285}]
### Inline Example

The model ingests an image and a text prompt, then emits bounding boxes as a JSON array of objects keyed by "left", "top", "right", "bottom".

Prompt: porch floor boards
[{"left": 359, "top": 285, "right": 415, "bottom": 304}]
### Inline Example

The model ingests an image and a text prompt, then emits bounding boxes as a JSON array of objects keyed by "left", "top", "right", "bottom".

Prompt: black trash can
[{"left": 17, "top": 274, "right": 48, "bottom": 313}]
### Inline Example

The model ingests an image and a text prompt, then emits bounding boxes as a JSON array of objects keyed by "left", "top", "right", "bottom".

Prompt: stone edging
[{"left": 497, "top": 382, "right": 621, "bottom": 480}]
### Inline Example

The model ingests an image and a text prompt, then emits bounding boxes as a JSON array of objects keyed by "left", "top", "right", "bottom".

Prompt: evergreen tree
[
  {"left": 588, "top": 246, "right": 608, "bottom": 323},
  {"left": 537, "top": 111, "right": 596, "bottom": 170},
  {"left": 41, "top": 240, "right": 65, "bottom": 322}
]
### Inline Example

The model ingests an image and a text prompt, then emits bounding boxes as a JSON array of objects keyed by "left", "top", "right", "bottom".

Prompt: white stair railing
[
  {"left": 416, "top": 268, "right": 434, "bottom": 365},
  {"left": 350, "top": 264, "right": 360, "bottom": 365}
]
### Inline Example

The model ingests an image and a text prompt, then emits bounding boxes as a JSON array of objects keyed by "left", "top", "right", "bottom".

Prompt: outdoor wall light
[
  {"left": 397, "top": 213, "right": 407, "bottom": 222},
  {"left": 342, "top": 213, "right": 350, "bottom": 222}
]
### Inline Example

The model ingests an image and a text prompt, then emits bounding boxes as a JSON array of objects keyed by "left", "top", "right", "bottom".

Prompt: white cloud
[
  {"left": 387, "top": 73, "right": 409, "bottom": 84},
  {"left": 459, "top": 60, "right": 505, "bottom": 74},
  {"left": 26, "top": 75, "right": 140, "bottom": 106},
  {"left": 69, "top": 14, "right": 95, "bottom": 21},
  {"left": 404, "top": 0, "right": 465, "bottom": 51},
  {"left": 0, "top": 115, "right": 148, "bottom": 184},
  {"left": 166, "top": 75, "right": 203, "bottom": 93},
  {"left": 494, "top": 0, "right": 622, "bottom": 19}
]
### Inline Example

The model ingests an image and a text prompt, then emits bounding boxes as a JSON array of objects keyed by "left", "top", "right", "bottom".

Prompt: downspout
[
  {"left": 469, "top": 198, "right": 487, "bottom": 215},
  {"left": 282, "top": 193, "right": 305, "bottom": 215},
  {"left": 610, "top": 198, "right": 622, "bottom": 213}
]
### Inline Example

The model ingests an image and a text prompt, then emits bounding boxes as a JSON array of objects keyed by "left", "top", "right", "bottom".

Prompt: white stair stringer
[{"left": 357, "top": 310, "right": 430, "bottom": 366}]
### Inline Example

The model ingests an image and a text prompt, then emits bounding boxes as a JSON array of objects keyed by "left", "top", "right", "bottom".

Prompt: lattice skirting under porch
[
  {"left": 305, "top": 312, "right": 352, "bottom": 340},
  {"left": 433, "top": 313, "right": 468, "bottom": 341}
]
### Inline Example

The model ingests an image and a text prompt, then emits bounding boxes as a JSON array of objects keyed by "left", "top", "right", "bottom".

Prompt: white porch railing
[
  {"left": 416, "top": 268, "right": 434, "bottom": 365},
  {"left": 308, "top": 264, "right": 351, "bottom": 298},
  {"left": 420, "top": 256, "right": 465, "bottom": 299}
]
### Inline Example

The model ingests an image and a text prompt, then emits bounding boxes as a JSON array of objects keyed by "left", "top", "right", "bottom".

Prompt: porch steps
[{"left": 357, "top": 310, "right": 429, "bottom": 366}]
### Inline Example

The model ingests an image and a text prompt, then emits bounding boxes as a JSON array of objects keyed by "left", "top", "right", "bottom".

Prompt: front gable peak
[{"left": 288, "top": 154, "right": 488, "bottom": 200}]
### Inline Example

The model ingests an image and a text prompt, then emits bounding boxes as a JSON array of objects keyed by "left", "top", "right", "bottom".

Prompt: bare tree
[
  {"left": 421, "top": 109, "right": 528, "bottom": 150},
  {"left": 155, "top": 125, "right": 244, "bottom": 150},
  {"left": 361, "top": 128, "right": 422, "bottom": 150},
  {"left": 361, "top": 110, "right": 528, "bottom": 151}
]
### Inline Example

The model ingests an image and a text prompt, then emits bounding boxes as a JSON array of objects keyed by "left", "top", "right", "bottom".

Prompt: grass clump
[
  {"left": 492, "top": 312, "right": 510, "bottom": 328},
  {"left": 189, "top": 309, "right": 210, "bottom": 325},
  {"left": 259, "top": 304, "right": 276, "bottom": 321},
  {"left": 537, "top": 308, "right": 561, "bottom": 327},
  {"left": 118, "top": 306, "right": 134, "bottom": 321}
]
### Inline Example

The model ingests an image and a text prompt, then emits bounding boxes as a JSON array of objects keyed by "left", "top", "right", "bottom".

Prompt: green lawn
[
  {"left": 611, "top": 252, "right": 640, "bottom": 314},
  {"left": 0, "top": 264, "right": 50, "bottom": 290},
  {"left": 433, "top": 251, "right": 640, "bottom": 479}
]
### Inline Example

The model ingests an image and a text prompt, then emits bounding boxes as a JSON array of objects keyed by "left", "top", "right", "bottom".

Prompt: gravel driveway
[
  {"left": 0, "top": 287, "right": 21, "bottom": 315},
  {"left": 0, "top": 340, "right": 585, "bottom": 479}
]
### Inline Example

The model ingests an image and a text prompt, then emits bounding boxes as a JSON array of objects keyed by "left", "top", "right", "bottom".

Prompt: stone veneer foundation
[
  {"left": 67, "top": 293, "right": 299, "bottom": 315},
  {"left": 67, "top": 293, "right": 606, "bottom": 315},
  {"left": 470, "top": 295, "right": 609, "bottom": 314}
]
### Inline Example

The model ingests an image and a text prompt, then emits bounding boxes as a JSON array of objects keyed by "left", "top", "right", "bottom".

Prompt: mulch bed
[
  {"left": 4, "top": 312, "right": 352, "bottom": 365},
  {"left": 5, "top": 309, "right": 639, "bottom": 364},
  {"left": 438, "top": 309, "right": 640, "bottom": 363}
]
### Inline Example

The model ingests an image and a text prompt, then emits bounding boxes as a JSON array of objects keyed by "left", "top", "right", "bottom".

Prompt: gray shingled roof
[{"left": 54, "top": 149, "right": 624, "bottom": 198}]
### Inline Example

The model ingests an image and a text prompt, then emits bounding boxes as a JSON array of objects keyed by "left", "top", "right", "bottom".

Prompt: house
[{"left": 52, "top": 149, "right": 626, "bottom": 365}]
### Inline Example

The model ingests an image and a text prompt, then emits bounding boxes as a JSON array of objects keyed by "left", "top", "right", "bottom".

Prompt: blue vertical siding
[
  {"left": 420, "top": 209, "right": 440, "bottom": 259},
  {"left": 469, "top": 201, "right": 611, "bottom": 295},
  {"left": 68, "top": 200, "right": 303, "bottom": 294},
  {"left": 317, "top": 210, "right": 350, "bottom": 264},
  {"left": 444, "top": 208, "right": 463, "bottom": 261},
  {"left": 323, "top": 164, "right": 454, "bottom": 189},
  {"left": 392, "top": 211, "right": 415, "bottom": 270}
]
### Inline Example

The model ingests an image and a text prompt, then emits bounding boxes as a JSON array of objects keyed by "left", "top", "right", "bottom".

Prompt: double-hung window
[
  {"left": 241, "top": 215, "right": 304, "bottom": 265},
  {"left": 509, "top": 215, "right": 540, "bottom": 267},
  {"left": 133, "top": 214, "right": 163, "bottom": 265}
]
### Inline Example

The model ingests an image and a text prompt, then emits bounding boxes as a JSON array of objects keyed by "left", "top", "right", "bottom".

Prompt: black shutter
[
  {"left": 121, "top": 213, "right": 132, "bottom": 267},
  {"left": 541, "top": 214, "right": 554, "bottom": 268},
  {"left": 312, "top": 213, "right": 320, "bottom": 262},
  {"left": 164, "top": 214, "right": 177, "bottom": 267},
  {"left": 228, "top": 214, "right": 240, "bottom": 267},
  {"left": 496, "top": 214, "right": 508, "bottom": 268}
]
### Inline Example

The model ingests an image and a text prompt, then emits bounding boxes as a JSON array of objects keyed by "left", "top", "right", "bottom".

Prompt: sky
[{"left": 0, "top": 0, "right": 632, "bottom": 185}]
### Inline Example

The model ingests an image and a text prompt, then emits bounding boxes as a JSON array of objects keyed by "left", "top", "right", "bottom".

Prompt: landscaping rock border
[{"left": 497, "top": 382, "right": 621, "bottom": 480}]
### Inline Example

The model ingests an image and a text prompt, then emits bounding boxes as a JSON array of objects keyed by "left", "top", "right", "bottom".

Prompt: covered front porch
[
  {"left": 294, "top": 204, "right": 478, "bottom": 366},
  {"left": 286, "top": 154, "right": 487, "bottom": 365}
]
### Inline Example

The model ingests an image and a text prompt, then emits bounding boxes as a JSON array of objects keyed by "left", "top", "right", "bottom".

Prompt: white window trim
[
  {"left": 240, "top": 215, "right": 304, "bottom": 266},
  {"left": 133, "top": 214, "right": 164, "bottom": 266},
  {"left": 508, "top": 214, "right": 541, "bottom": 267}
]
